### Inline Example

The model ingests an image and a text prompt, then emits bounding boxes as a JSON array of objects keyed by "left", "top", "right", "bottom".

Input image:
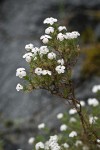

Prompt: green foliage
[{"left": 81, "top": 44, "right": 100, "bottom": 78}]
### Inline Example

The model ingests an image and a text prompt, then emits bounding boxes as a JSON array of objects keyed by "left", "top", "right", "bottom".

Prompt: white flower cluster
[
  {"left": 87, "top": 98, "right": 99, "bottom": 107},
  {"left": 92, "top": 85, "right": 100, "bottom": 93},
  {"left": 35, "top": 68, "right": 52, "bottom": 76},
  {"left": 48, "top": 135, "right": 61, "bottom": 150},
  {"left": 43, "top": 17, "right": 57, "bottom": 25},
  {"left": 40, "top": 35, "right": 52, "bottom": 44},
  {"left": 60, "top": 124, "right": 68, "bottom": 131},
  {"left": 55, "top": 65, "right": 65, "bottom": 74},
  {"left": 69, "top": 108, "right": 77, "bottom": 115},
  {"left": 57, "top": 113, "right": 63, "bottom": 119},
  {"left": 16, "top": 68, "right": 26, "bottom": 78},
  {"left": 35, "top": 142, "right": 44, "bottom": 150}
]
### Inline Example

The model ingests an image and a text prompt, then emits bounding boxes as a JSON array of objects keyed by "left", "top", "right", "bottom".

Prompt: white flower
[
  {"left": 16, "top": 68, "right": 26, "bottom": 78},
  {"left": 43, "top": 17, "right": 57, "bottom": 25},
  {"left": 77, "top": 101, "right": 85, "bottom": 107},
  {"left": 75, "top": 140, "right": 83, "bottom": 147},
  {"left": 62, "top": 143, "right": 69, "bottom": 148},
  {"left": 55, "top": 65, "right": 65, "bottom": 74},
  {"left": 48, "top": 52, "right": 56, "bottom": 60},
  {"left": 57, "top": 59, "right": 64, "bottom": 65},
  {"left": 38, "top": 123, "right": 45, "bottom": 129},
  {"left": 42, "top": 70, "right": 52, "bottom": 76},
  {"left": 35, "top": 68, "right": 42, "bottom": 75},
  {"left": 40, "top": 46, "right": 49, "bottom": 55},
  {"left": 23, "top": 52, "right": 33, "bottom": 62},
  {"left": 57, "top": 113, "right": 63, "bottom": 119},
  {"left": 97, "top": 139, "right": 100, "bottom": 143},
  {"left": 49, "top": 135, "right": 58, "bottom": 142},
  {"left": 28, "top": 137, "right": 35, "bottom": 145},
  {"left": 58, "top": 26, "right": 67, "bottom": 32},
  {"left": 60, "top": 124, "right": 68, "bottom": 131},
  {"left": 82, "top": 145, "right": 89, "bottom": 150},
  {"left": 32, "top": 47, "right": 40, "bottom": 54},
  {"left": 40, "top": 35, "right": 52, "bottom": 44},
  {"left": 69, "top": 131, "right": 77, "bottom": 137},
  {"left": 25, "top": 43, "right": 34, "bottom": 51},
  {"left": 69, "top": 108, "right": 77, "bottom": 115},
  {"left": 16, "top": 83, "right": 23, "bottom": 91},
  {"left": 89, "top": 116, "right": 98, "bottom": 124},
  {"left": 45, "top": 27, "right": 54, "bottom": 34},
  {"left": 69, "top": 117, "right": 77, "bottom": 123},
  {"left": 92, "top": 85, "right": 100, "bottom": 93},
  {"left": 35, "top": 142, "right": 44, "bottom": 150},
  {"left": 64, "top": 31, "right": 79, "bottom": 39},
  {"left": 57, "top": 33, "right": 64, "bottom": 41},
  {"left": 87, "top": 98, "right": 99, "bottom": 107},
  {"left": 44, "top": 141, "right": 50, "bottom": 150}
]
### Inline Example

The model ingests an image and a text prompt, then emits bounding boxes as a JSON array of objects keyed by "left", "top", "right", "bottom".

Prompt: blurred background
[{"left": 0, "top": 0, "right": 100, "bottom": 149}]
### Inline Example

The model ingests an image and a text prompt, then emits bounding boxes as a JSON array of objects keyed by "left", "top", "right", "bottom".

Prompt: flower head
[
  {"left": 32, "top": 47, "right": 40, "bottom": 54},
  {"left": 42, "top": 70, "right": 52, "bottom": 76},
  {"left": 69, "top": 131, "right": 77, "bottom": 137},
  {"left": 57, "top": 33, "right": 64, "bottom": 41},
  {"left": 23, "top": 52, "right": 33, "bottom": 62},
  {"left": 35, "top": 68, "right": 42, "bottom": 75},
  {"left": 35, "top": 142, "right": 44, "bottom": 150},
  {"left": 40, "top": 46, "right": 49, "bottom": 55},
  {"left": 57, "top": 113, "right": 63, "bottom": 119},
  {"left": 16, "top": 68, "right": 26, "bottom": 78},
  {"left": 48, "top": 52, "right": 56, "bottom": 60},
  {"left": 62, "top": 143, "right": 69, "bottom": 148},
  {"left": 40, "top": 35, "right": 52, "bottom": 44},
  {"left": 69, "top": 108, "right": 77, "bottom": 115},
  {"left": 69, "top": 117, "right": 77, "bottom": 123},
  {"left": 55, "top": 65, "right": 65, "bottom": 74},
  {"left": 92, "top": 85, "right": 100, "bottom": 93},
  {"left": 43, "top": 17, "right": 57, "bottom": 25},
  {"left": 87, "top": 98, "right": 99, "bottom": 107},
  {"left": 16, "top": 83, "right": 23, "bottom": 91},
  {"left": 89, "top": 116, "right": 98, "bottom": 124},
  {"left": 58, "top": 26, "right": 67, "bottom": 32},
  {"left": 28, "top": 137, "right": 35, "bottom": 145},
  {"left": 25, "top": 43, "right": 34, "bottom": 51},
  {"left": 45, "top": 27, "right": 54, "bottom": 34},
  {"left": 38, "top": 123, "right": 45, "bottom": 129},
  {"left": 60, "top": 124, "right": 68, "bottom": 131},
  {"left": 57, "top": 59, "right": 64, "bottom": 65},
  {"left": 75, "top": 140, "right": 83, "bottom": 147}
]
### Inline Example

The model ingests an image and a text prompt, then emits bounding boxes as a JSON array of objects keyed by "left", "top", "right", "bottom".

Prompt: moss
[{"left": 81, "top": 44, "right": 100, "bottom": 78}]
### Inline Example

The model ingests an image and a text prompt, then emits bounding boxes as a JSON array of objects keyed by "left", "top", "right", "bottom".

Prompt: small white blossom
[
  {"left": 44, "top": 141, "right": 49, "bottom": 150},
  {"left": 35, "top": 68, "right": 42, "bottom": 75},
  {"left": 48, "top": 52, "right": 56, "bottom": 60},
  {"left": 92, "top": 85, "right": 100, "bottom": 93},
  {"left": 49, "top": 135, "right": 58, "bottom": 142},
  {"left": 62, "top": 143, "right": 69, "bottom": 148},
  {"left": 69, "top": 131, "right": 77, "bottom": 137},
  {"left": 75, "top": 140, "right": 83, "bottom": 147},
  {"left": 55, "top": 65, "right": 65, "bottom": 74},
  {"left": 57, "top": 113, "right": 63, "bottom": 119},
  {"left": 69, "top": 117, "right": 77, "bottom": 123},
  {"left": 77, "top": 101, "right": 85, "bottom": 107},
  {"left": 43, "top": 17, "right": 57, "bottom": 25},
  {"left": 97, "top": 139, "right": 100, "bottom": 143},
  {"left": 40, "top": 35, "right": 52, "bottom": 44},
  {"left": 40, "top": 46, "right": 49, "bottom": 55},
  {"left": 16, "top": 83, "right": 23, "bottom": 91},
  {"left": 60, "top": 124, "right": 68, "bottom": 131},
  {"left": 23, "top": 52, "right": 33, "bottom": 62},
  {"left": 57, "top": 59, "right": 64, "bottom": 65},
  {"left": 69, "top": 108, "right": 77, "bottom": 115},
  {"left": 35, "top": 142, "right": 44, "bottom": 150},
  {"left": 89, "top": 116, "right": 98, "bottom": 124},
  {"left": 25, "top": 43, "right": 34, "bottom": 51},
  {"left": 58, "top": 26, "right": 67, "bottom": 32},
  {"left": 28, "top": 137, "right": 35, "bottom": 145},
  {"left": 45, "top": 27, "right": 54, "bottom": 34},
  {"left": 42, "top": 70, "right": 52, "bottom": 76},
  {"left": 32, "top": 47, "right": 40, "bottom": 54},
  {"left": 87, "top": 98, "right": 99, "bottom": 107},
  {"left": 57, "top": 33, "right": 64, "bottom": 41},
  {"left": 64, "top": 31, "right": 80, "bottom": 39},
  {"left": 16, "top": 68, "right": 26, "bottom": 78},
  {"left": 38, "top": 123, "right": 45, "bottom": 129}
]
